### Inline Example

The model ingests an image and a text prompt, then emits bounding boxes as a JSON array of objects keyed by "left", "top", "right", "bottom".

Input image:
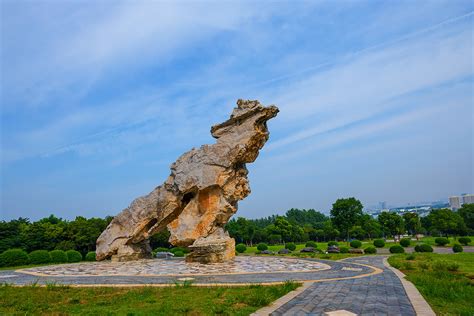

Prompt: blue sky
[{"left": 1, "top": 0, "right": 473, "bottom": 221}]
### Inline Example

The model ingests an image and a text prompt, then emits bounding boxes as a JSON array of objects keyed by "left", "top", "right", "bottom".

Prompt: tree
[
  {"left": 349, "top": 225, "right": 366, "bottom": 240},
  {"left": 378, "top": 211, "right": 404, "bottom": 238},
  {"left": 330, "top": 197, "right": 363, "bottom": 241},
  {"left": 427, "top": 209, "right": 466, "bottom": 236},
  {"left": 0, "top": 218, "right": 29, "bottom": 252},
  {"left": 359, "top": 215, "right": 381, "bottom": 240},
  {"left": 458, "top": 204, "right": 474, "bottom": 232},
  {"left": 403, "top": 213, "right": 421, "bottom": 235}
]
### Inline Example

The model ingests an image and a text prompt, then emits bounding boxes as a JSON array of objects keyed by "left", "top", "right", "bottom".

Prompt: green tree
[
  {"left": 378, "top": 211, "right": 404, "bottom": 238},
  {"left": 403, "top": 212, "right": 421, "bottom": 235},
  {"left": 359, "top": 215, "right": 381, "bottom": 240},
  {"left": 458, "top": 204, "right": 474, "bottom": 232},
  {"left": 330, "top": 197, "right": 363, "bottom": 241},
  {"left": 427, "top": 208, "right": 466, "bottom": 236}
]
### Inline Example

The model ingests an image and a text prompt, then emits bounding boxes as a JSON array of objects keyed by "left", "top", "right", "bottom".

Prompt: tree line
[{"left": 1, "top": 198, "right": 473, "bottom": 253}]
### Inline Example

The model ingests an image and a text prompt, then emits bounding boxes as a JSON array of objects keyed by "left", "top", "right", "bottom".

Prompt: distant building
[
  {"left": 449, "top": 196, "right": 462, "bottom": 210},
  {"left": 462, "top": 194, "right": 474, "bottom": 205}
]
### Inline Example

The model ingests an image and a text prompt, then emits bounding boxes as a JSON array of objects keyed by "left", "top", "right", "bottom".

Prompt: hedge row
[{"left": 0, "top": 249, "right": 97, "bottom": 267}]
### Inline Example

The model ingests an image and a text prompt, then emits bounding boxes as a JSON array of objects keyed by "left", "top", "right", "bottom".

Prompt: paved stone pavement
[{"left": 270, "top": 256, "right": 416, "bottom": 316}]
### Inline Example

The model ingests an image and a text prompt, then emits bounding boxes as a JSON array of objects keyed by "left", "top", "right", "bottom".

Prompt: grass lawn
[
  {"left": 0, "top": 281, "right": 300, "bottom": 315},
  {"left": 388, "top": 253, "right": 474, "bottom": 315},
  {"left": 0, "top": 262, "right": 64, "bottom": 271}
]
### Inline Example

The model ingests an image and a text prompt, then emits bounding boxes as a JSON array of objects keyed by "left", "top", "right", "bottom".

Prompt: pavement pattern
[{"left": 270, "top": 256, "right": 416, "bottom": 316}]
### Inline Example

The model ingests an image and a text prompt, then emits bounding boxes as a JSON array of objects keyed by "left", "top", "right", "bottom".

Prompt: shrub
[
  {"left": 305, "top": 241, "right": 317, "bottom": 248},
  {"left": 285, "top": 242, "right": 296, "bottom": 251},
  {"left": 432, "top": 260, "right": 448, "bottom": 272},
  {"left": 418, "top": 262, "right": 430, "bottom": 271},
  {"left": 0, "top": 249, "right": 30, "bottom": 267},
  {"left": 235, "top": 243, "right": 247, "bottom": 253},
  {"left": 85, "top": 252, "right": 96, "bottom": 261},
  {"left": 458, "top": 237, "right": 471, "bottom": 246},
  {"left": 170, "top": 247, "right": 190, "bottom": 254},
  {"left": 373, "top": 239, "right": 385, "bottom": 248},
  {"left": 66, "top": 250, "right": 82, "bottom": 263},
  {"left": 29, "top": 250, "right": 51, "bottom": 264},
  {"left": 414, "top": 244, "right": 433, "bottom": 253},
  {"left": 435, "top": 237, "right": 449, "bottom": 246},
  {"left": 154, "top": 247, "right": 169, "bottom": 253},
  {"left": 447, "top": 262, "right": 460, "bottom": 272},
  {"left": 49, "top": 250, "right": 68, "bottom": 263},
  {"left": 452, "top": 244, "right": 463, "bottom": 253},
  {"left": 402, "top": 262, "right": 414, "bottom": 270},
  {"left": 400, "top": 238, "right": 411, "bottom": 247},
  {"left": 389, "top": 245, "right": 405, "bottom": 253},
  {"left": 350, "top": 240, "right": 362, "bottom": 248},
  {"left": 173, "top": 250, "right": 185, "bottom": 257},
  {"left": 364, "top": 246, "right": 376, "bottom": 254},
  {"left": 406, "top": 254, "right": 416, "bottom": 260},
  {"left": 339, "top": 246, "right": 349, "bottom": 253},
  {"left": 327, "top": 241, "right": 339, "bottom": 247},
  {"left": 257, "top": 243, "right": 268, "bottom": 251}
]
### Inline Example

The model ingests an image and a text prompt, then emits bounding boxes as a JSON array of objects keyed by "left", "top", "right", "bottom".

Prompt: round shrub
[
  {"left": 49, "top": 250, "right": 68, "bottom": 263},
  {"left": 285, "top": 242, "right": 296, "bottom": 251},
  {"left": 305, "top": 241, "right": 317, "bottom": 248},
  {"left": 327, "top": 241, "right": 339, "bottom": 247},
  {"left": 257, "top": 243, "right": 268, "bottom": 251},
  {"left": 66, "top": 250, "right": 82, "bottom": 263},
  {"left": 29, "top": 250, "right": 51, "bottom": 264},
  {"left": 170, "top": 247, "right": 190, "bottom": 254},
  {"left": 0, "top": 249, "right": 30, "bottom": 267},
  {"left": 389, "top": 245, "right": 405, "bottom": 253},
  {"left": 339, "top": 246, "right": 349, "bottom": 253},
  {"left": 173, "top": 250, "right": 185, "bottom": 257},
  {"left": 452, "top": 244, "right": 463, "bottom": 253},
  {"left": 364, "top": 246, "right": 377, "bottom": 254},
  {"left": 350, "top": 240, "right": 362, "bottom": 248},
  {"left": 414, "top": 244, "right": 433, "bottom": 253},
  {"left": 373, "top": 239, "right": 385, "bottom": 248},
  {"left": 85, "top": 252, "right": 96, "bottom": 261},
  {"left": 400, "top": 238, "right": 411, "bottom": 247},
  {"left": 458, "top": 237, "right": 471, "bottom": 246},
  {"left": 235, "top": 243, "right": 247, "bottom": 253},
  {"left": 435, "top": 237, "right": 449, "bottom": 246}
]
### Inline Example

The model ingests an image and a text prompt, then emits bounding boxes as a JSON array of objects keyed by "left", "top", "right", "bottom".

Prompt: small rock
[
  {"left": 349, "top": 248, "right": 364, "bottom": 254},
  {"left": 260, "top": 250, "right": 274, "bottom": 255},
  {"left": 300, "top": 247, "right": 316, "bottom": 253},
  {"left": 327, "top": 246, "right": 340, "bottom": 253},
  {"left": 278, "top": 248, "right": 290, "bottom": 254}
]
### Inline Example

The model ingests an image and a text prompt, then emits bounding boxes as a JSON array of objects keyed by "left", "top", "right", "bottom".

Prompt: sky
[{"left": 1, "top": 0, "right": 473, "bottom": 221}]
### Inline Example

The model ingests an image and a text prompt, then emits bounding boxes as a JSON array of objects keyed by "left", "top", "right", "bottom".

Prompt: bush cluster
[
  {"left": 350, "top": 240, "right": 362, "bottom": 248},
  {"left": 364, "top": 246, "right": 376, "bottom": 254},
  {"left": 173, "top": 250, "right": 185, "bottom": 257},
  {"left": 50, "top": 250, "right": 68, "bottom": 263},
  {"left": 257, "top": 243, "right": 268, "bottom": 251},
  {"left": 285, "top": 242, "right": 296, "bottom": 251},
  {"left": 389, "top": 245, "right": 405, "bottom": 253},
  {"left": 305, "top": 241, "right": 317, "bottom": 248},
  {"left": 452, "top": 244, "right": 463, "bottom": 253},
  {"left": 414, "top": 244, "right": 433, "bottom": 253},
  {"left": 435, "top": 237, "right": 449, "bottom": 246},
  {"left": 458, "top": 237, "right": 471, "bottom": 246},
  {"left": 29, "top": 250, "right": 51, "bottom": 264},
  {"left": 235, "top": 243, "right": 247, "bottom": 253},
  {"left": 399, "top": 238, "right": 411, "bottom": 247},
  {"left": 0, "top": 249, "right": 30, "bottom": 267},
  {"left": 327, "top": 241, "right": 339, "bottom": 247},
  {"left": 373, "top": 239, "right": 385, "bottom": 248},
  {"left": 170, "top": 247, "right": 190, "bottom": 254},
  {"left": 339, "top": 246, "right": 349, "bottom": 253},
  {"left": 85, "top": 251, "right": 96, "bottom": 261}
]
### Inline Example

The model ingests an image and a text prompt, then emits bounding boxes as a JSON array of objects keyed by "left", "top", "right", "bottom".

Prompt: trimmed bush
[
  {"left": 0, "top": 249, "right": 30, "bottom": 267},
  {"left": 389, "top": 245, "right": 405, "bottom": 253},
  {"left": 373, "top": 239, "right": 385, "bottom": 248},
  {"left": 257, "top": 243, "right": 268, "bottom": 251},
  {"left": 154, "top": 247, "right": 169, "bottom": 253},
  {"left": 49, "top": 250, "right": 68, "bottom": 263},
  {"left": 29, "top": 250, "right": 51, "bottom": 264},
  {"left": 400, "top": 238, "right": 411, "bottom": 247},
  {"left": 364, "top": 246, "right": 376, "bottom": 254},
  {"left": 414, "top": 244, "right": 433, "bottom": 253},
  {"left": 85, "top": 252, "right": 96, "bottom": 261},
  {"left": 235, "top": 243, "right": 247, "bottom": 253},
  {"left": 339, "top": 246, "right": 349, "bottom": 253},
  {"left": 170, "top": 247, "right": 190, "bottom": 254},
  {"left": 173, "top": 250, "right": 185, "bottom": 257},
  {"left": 350, "top": 240, "right": 362, "bottom": 248},
  {"left": 66, "top": 250, "right": 82, "bottom": 263},
  {"left": 305, "top": 241, "right": 317, "bottom": 248},
  {"left": 327, "top": 241, "right": 339, "bottom": 247},
  {"left": 458, "top": 237, "right": 471, "bottom": 246},
  {"left": 435, "top": 237, "right": 449, "bottom": 246},
  {"left": 285, "top": 242, "right": 296, "bottom": 251},
  {"left": 452, "top": 244, "right": 463, "bottom": 253}
]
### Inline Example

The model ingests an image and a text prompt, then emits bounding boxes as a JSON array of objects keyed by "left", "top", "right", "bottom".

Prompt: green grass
[
  {"left": 388, "top": 253, "right": 474, "bottom": 315},
  {"left": 0, "top": 262, "right": 65, "bottom": 271},
  {"left": 0, "top": 281, "right": 300, "bottom": 315}
]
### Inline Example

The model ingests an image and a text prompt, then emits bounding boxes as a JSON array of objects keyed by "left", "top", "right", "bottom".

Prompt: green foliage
[
  {"left": 339, "top": 246, "right": 349, "bottom": 253},
  {"left": 49, "top": 250, "right": 68, "bottom": 263},
  {"left": 414, "top": 244, "right": 433, "bottom": 253},
  {"left": 235, "top": 243, "right": 247, "bottom": 253},
  {"left": 170, "top": 247, "right": 189, "bottom": 254},
  {"left": 29, "top": 250, "right": 51, "bottom": 264},
  {"left": 0, "top": 249, "right": 29, "bottom": 267},
  {"left": 364, "top": 246, "right": 376, "bottom": 254},
  {"left": 173, "top": 251, "right": 185, "bottom": 257},
  {"left": 330, "top": 197, "right": 363, "bottom": 238},
  {"left": 378, "top": 211, "right": 404, "bottom": 237},
  {"left": 434, "top": 237, "right": 449, "bottom": 246},
  {"left": 349, "top": 240, "right": 362, "bottom": 248},
  {"left": 66, "top": 250, "right": 82, "bottom": 263},
  {"left": 403, "top": 212, "right": 422, "bottom": 235},
  {"left": 406, "top": 254, "right": 416, "bottom": 260},
  {"left": 256, "top": 243, "right": 268, "bottom": 251},
  {"left": 154, "top": 247, "right": 169, "bottom": 253},
  {"left": 285, "top": 242, "right": 296, "bottom": 251},
  {"left": 457, "top": 204, "right": 474, "bottom": 231},
  {"left": 428, "top": 209, "right": 467, "bottom": 236},
  {"left": 452, "top": 244, "right": 463, "bottom": 253},
  {"left": 389, "top": 245, "right": 405, "bottom": 253},
  {"left": 305, "top": 241, "right": 317, "bottom": 248},
  {"left": 458, "top": 237, "right": 471, "bottom": 245},
  {"left": 85, "top": 252, "right": 96, "bottom": 261},
  {"left": 327, "top": 241, "right": 339, "bottom": 247},
  {"left": 0, "top": 218, "right": 29, "bottom": 253},
  {"left": 400, "top": 238, "right": 411, "bottom": 247},
  {"left": 373, "top": 239, "right": 385, "bottom": 248}
]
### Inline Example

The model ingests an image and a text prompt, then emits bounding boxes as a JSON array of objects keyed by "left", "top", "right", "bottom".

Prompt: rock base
[
  {"left": 111, "top": 241, "right": 152, "bottom": 262},
  {"left": 186, "top": 236, "right": 235, "bottom": 264}
]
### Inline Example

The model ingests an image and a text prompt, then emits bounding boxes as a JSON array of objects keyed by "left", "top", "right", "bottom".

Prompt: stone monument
[{"left": 96, "top": 99, "right": 278, "bottom": 263}]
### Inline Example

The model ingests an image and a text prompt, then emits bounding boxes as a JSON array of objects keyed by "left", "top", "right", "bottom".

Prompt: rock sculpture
[{"left": 96, "top": 100, "right": 279, "bottom": 263}]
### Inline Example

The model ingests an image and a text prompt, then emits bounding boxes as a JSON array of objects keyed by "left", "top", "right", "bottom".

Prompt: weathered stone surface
[{"left": 96, "top": 99, "right": 278, "bottom": 263}]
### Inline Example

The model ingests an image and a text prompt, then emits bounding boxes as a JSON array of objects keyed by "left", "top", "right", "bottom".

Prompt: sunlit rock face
[{"left": 96, "top": 100, "right": 279, "bottom": 263}]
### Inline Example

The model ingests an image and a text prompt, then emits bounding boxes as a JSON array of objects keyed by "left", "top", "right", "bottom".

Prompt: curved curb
[{"left": 383, "top": 257, "right": 435, "bottom": 316}]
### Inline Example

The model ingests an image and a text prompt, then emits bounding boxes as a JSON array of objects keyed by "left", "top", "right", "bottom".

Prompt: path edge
[{"left": 383, "top": 257, "right": 435, "bottom": 316}]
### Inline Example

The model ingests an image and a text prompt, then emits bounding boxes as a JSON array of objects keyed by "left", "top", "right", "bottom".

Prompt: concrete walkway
[{"left": 268, "top": 256, "right": 421, "bottom": 316}]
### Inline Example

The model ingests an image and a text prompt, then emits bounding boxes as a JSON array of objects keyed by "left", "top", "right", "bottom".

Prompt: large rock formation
[{"left": 96, "top": 99, "right": 279, "bottom": 263}]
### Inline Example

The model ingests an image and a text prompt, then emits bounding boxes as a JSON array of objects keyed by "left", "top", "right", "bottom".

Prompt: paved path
[{"left": 270, "top": 256, "right": 416, "bottom": 316}]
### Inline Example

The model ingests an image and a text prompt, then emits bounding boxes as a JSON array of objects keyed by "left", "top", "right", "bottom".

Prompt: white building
[
  {"left": 462, "top": 194, "right": 474, "bottom": 205},
  {"left": 449, "top": 196, "right": 462, "bottom": 210}
]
